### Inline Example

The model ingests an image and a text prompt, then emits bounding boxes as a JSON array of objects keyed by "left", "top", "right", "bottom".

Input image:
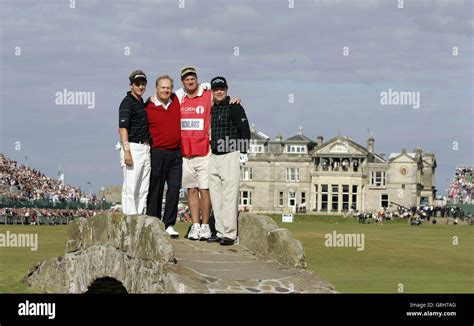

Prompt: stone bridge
[{"left": 24, "top": 212, "right": 335, "bottom": 293}]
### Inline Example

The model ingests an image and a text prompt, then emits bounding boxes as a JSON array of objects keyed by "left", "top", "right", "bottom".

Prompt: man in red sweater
[{"left": 145, "top": 75, "right": 182, "bottom": 238}]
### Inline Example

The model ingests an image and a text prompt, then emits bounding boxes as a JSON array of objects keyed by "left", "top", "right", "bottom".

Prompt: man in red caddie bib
[{"left": 175, "top": 67, "right": 213, "bottom": 241}]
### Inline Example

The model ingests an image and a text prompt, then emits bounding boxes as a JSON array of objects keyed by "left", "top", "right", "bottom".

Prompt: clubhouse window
[
  {"left": 321, "top": 184, "right": 328, "bottom": 211},
  {"left": 286, "top": 145, "right": 306, "bottom": 153},
  {"left": 371, "top": 171, "right": 386, "bottom": 187},
  {"left": 381, "top": 194, "right": 389, "bottom": 208},
  {"left": 240, "top": 167, "right": 252, "bottom": 181},
  {"left": 278, "top": 191, "right": 284, "bottom": 207},
  {"left": 240, "top": 191, "right": 252, "bottom": 206},
  {"left": 286, "top": 168, "right": 300, "bottom": 182}
]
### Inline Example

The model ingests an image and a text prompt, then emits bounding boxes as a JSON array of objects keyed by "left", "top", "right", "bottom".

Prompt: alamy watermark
[
  {"left": 18, "top": 300, "right": 55, "bottom": 319},
  {"left": 216, "top": 137, "right": 257, "bottom": 153},
  {"left": 55, "top": 89, "right": 96, "bottom": 109},
  {"left": 0, "top": 231, "right": 38, "bottom": 251},
  {"left": 380, "top": 88, "right": 420, "bottom": 109},
  {"left": 324, "top": 231, "right": 365, "bottom": 251}
]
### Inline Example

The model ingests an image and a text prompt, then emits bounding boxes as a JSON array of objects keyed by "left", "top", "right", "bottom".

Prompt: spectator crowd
[
  {"left": 353, "top": 204, "right": 471, "bottom": 225},
  {"left": 447, "top": 165, "right": 473, "bottom": 204},
  {"left": 0, "top": 153, "right": 97, "bottom": 204},
  {"left": 0, "top": 207, "right": 98, "bottom": 222}
]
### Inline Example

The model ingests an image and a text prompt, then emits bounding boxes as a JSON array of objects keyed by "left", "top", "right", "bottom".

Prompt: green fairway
[
  {"left": 0, "top": 216, "right": 472, "bottom": 293},
  {"left": 0, "top": 225, "right": 68, "bottom": 293},
  {"left": 268, "top": 215, "right": 474, "bottom": 293}
]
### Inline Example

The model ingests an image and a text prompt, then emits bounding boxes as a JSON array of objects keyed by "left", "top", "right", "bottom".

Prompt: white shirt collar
[{"left": 151, "top": 95, "right": 172, "bottom": 110}]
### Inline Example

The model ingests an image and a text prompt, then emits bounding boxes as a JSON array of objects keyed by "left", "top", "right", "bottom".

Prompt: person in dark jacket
[
  {"left": 118, "top": 70, "right": 151, "bottom": 215},
  {"left": 207, "top": 76, "right": 250, "bottom": 246}
]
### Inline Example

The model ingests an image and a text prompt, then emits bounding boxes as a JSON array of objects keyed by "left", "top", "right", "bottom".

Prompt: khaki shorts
[{"left": 182, "top": 151, "right": 211, "bottom": 189}]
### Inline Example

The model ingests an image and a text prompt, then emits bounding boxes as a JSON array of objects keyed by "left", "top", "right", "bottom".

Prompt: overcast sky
[{"left": 0, "top": 0, "right": 472, "bottom": 195}]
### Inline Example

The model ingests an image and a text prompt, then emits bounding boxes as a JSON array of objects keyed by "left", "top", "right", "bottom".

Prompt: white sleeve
[
  {"left": 201, "top": 82, "right": 211, "bottom": 90},
  {"left": 175, "top": 88, "right": 185, "bottom": 104}
]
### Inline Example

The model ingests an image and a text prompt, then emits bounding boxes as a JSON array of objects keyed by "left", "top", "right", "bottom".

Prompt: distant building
[{"left": 239, "top": 125, "right": 437, "bottom": 214}]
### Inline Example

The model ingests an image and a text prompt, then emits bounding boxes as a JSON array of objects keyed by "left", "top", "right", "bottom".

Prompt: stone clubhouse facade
[{"left": 239, "top": 125, "right": 437, "bottom": 214}]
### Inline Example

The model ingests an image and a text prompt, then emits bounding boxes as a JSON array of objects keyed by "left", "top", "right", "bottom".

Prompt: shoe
[
  {"left": 187, "top": 224, "right": 200, "bottom": 240},
  {"left": 199, "top": 224, "right": 212, "bottom": 241},
  {"left": 206, "top": 235, "right": 221, "bottom": 243},
  {"left": 166, "top": 226, "right": 179, "bottom": 238},
  {"left": 220, "top": 237, "right": 235, "bottom": 246}
]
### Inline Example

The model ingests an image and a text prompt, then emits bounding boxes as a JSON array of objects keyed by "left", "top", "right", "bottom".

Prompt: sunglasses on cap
[{"left": 133, "top": 80, "right": 147, "bottom": 87}]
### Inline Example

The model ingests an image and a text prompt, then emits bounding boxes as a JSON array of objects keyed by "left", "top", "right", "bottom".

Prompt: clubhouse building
[{"left": 239, "top": 125, "right": 437, "bottom": 214}]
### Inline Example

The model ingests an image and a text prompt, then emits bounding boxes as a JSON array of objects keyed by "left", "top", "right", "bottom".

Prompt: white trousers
[{"left": 120, "top": 142, "right": 151, "bottom": 215}]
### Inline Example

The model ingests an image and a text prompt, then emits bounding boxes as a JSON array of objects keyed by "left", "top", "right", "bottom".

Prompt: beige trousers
[{"left": 209, "top": 151, "right": 240, "bottom": 240}]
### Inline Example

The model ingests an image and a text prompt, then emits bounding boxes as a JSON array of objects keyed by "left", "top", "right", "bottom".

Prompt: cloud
[{"left": 0, "top": 0, "right": 471, "bottom": 194}]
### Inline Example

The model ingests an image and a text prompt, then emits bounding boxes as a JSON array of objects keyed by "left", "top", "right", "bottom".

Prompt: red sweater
[{"left": 146, "top": 94, "right": 181, "bottom": 150}]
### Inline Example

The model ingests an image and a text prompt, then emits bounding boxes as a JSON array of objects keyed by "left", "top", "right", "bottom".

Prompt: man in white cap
[
  {"left": 118, "top": 70, "right": 151, "bottom": 215},
  {"left": 175, "top": 67, "right": 213, "bottom": 241},
  {"left": 175, "top": 67, "right": 242, "bottom": 241}
]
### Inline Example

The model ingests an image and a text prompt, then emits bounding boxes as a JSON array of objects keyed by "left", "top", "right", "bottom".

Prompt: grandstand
[
  {"left": 0, "top": 153, "right": 86, "bottom": 203},
  {"left": 0, "top": 153, "right": 109, "bottom": 224},
  {"left": 447, "top": 165, "right": 473, "bottom": 205}
]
